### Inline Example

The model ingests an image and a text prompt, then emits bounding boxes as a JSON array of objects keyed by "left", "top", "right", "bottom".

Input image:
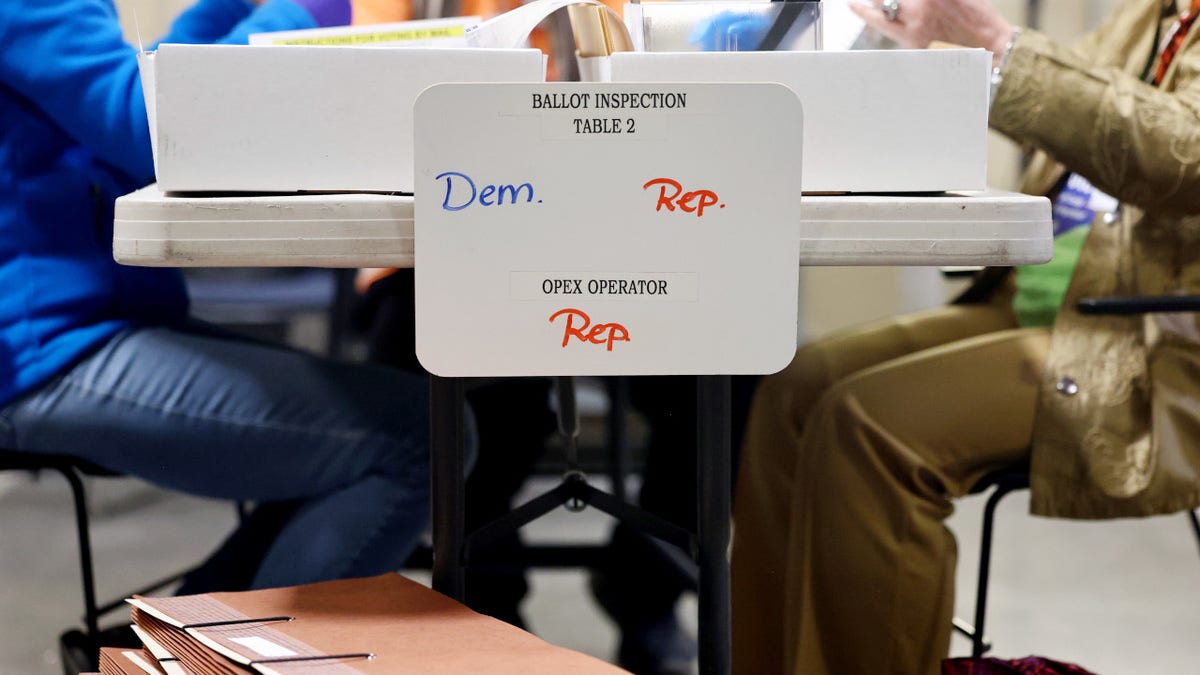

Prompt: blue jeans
[{"left": 0, "top": 324, "right": 466, "bottom": 589}]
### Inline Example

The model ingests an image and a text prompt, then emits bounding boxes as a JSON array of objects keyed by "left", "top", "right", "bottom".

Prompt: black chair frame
[
  {"left": 953, "top": 293, "right": 1200, "bottom": 657},
  {"left": 951, "top": 468, "right": 1030, "bottom": 657},
  {"left": 0, "top": 451, "right": 197, "bottom": 671}
]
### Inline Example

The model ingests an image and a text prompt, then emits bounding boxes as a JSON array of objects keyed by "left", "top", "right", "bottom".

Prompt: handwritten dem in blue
[{"left": 436, "top": 171, "right": 541, "bottom": 212}]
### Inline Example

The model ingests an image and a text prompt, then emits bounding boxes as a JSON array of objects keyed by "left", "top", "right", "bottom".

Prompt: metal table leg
[
  {"left": 605, "top": 377, "right": 631, "bottom": 503},
  {"left": 430, "top": 372, "right": 731, "bottom": 673},
  {"left": 697, "top": 375, "right": 732, "bottom": 675},
  {"left": 431, "top": 375, "right": 466, "bottom": 600}
]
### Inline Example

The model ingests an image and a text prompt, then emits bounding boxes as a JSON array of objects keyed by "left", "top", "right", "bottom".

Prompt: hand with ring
[
  {"left": 849, "top": 0, "right": 1012, "bottom": 67},
  {"left": 879, "top": 0, "right": 901, "bottom": 22}
]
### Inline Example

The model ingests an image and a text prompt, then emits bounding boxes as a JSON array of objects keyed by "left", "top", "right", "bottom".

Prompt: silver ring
[{"left": 880, "top": 0, "right": 901, "bottom": 21}]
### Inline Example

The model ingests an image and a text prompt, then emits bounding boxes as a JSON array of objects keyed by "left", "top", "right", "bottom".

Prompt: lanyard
[{"left": 1153, "top": 0, "right": 1200, "bottom": 85}]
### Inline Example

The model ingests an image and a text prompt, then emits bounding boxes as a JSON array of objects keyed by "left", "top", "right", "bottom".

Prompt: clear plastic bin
[{"left": 625, "top": 1, "right": 822, "bottom": 52}]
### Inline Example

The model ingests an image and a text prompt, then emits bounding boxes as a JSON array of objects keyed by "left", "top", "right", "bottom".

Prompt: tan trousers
[{"left": 731, "top": 302, "right": 1051, "bottom": 675}]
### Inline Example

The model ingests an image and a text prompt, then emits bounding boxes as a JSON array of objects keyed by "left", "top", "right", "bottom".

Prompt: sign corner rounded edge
[
  {"left": 768, "top": 82, "right": 803, "bottom": 120},
  {"left": 413, "top": 81, "right": 460, "bottom": 112},
  {"left": 763, "top": 337, "right": 801, "bottom": 376}
]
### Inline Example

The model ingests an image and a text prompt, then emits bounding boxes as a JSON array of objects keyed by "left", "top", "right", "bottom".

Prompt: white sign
[{"left": 414, "top": 83, "right": 802, "bottom": 376}]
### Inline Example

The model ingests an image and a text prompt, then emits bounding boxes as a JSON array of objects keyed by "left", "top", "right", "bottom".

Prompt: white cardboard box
[
  {"left": 610, "top": 49, "right": 989, "bottom": 193},
  {"left": 140, "top": 45, "right": 545, "bottom": 192}
]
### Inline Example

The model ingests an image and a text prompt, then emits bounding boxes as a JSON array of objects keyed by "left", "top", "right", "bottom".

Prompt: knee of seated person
[
  {"left": 368, "top": 403, "right": 477, "bottom": 485},
  {"left": 806, "top": 376, "right": 881, "bottom": 449},
  {"left": 805, "top": 375, "right": 933, "bottom": 480}
]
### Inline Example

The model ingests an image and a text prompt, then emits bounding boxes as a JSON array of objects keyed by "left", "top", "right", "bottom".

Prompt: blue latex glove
[
  {"left": 288, "top": 0, "right": 352, "bottom": 27},
  {"left": 688, "top": 10, "right": 773, "bottom": 51}
]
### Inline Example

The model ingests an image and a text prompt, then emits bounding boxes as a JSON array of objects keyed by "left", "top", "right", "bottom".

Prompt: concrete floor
[{"left": 1, "top": 469, "right": 1198, "bottom": 674}]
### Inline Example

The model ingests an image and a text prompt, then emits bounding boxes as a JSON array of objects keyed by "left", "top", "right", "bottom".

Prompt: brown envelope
[
  {"left": 130, "top": 573, "right": 630, "bottom": 675},
  {"left": 98, "top": 646, "right": 164, "bottom": 675}
]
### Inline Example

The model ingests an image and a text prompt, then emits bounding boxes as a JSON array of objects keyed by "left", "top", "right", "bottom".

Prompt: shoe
[
  {"left": 58, "top": 624, "right": 143, "bottom": 675},
  {"left": 590, "top": 572, "right": 697, "bottom": 675},
  {"left": 58, "top": 629, "right": 97, "bottom": 675},
  {"left": 614, "top": 612, "right": 697, "bottom": 675}
]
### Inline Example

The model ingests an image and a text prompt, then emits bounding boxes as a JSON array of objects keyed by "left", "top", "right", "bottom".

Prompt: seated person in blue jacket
[{"left": 0, "top": 0, "right": 470, "bottom": 596}]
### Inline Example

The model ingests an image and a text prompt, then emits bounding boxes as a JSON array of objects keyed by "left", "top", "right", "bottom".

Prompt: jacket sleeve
[
  {"left": 990, "top": 26, "right": 1200, "bottom": 216},
  {"left": 0, "top": 0, "right": 316, "bottom": 181}
]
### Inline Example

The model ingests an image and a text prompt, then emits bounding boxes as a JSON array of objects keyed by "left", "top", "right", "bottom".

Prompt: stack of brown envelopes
[{"left": 95, "top": 573, "right": 630, "bottom": 674}]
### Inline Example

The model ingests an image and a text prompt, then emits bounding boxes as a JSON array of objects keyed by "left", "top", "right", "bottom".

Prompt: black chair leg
[
  {"left": 971, "top": 479, "right": 1026, "bottom": 658},
  {"left": 55, "top": 466, "right": 100, "bottom": 642},
  {"left": 1188, "top": 510, "right": 1200, "bottom": 560},
  {"left": 972, "top": 488, "right": 1001, "bottom": 657}
]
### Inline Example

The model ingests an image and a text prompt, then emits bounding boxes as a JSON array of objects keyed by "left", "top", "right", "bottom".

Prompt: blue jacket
[{"left": 0, "top": 0, "right": 318, "bottom": 406}]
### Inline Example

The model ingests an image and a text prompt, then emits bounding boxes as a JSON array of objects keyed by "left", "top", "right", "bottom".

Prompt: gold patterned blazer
[{"left": 991, "top": 0, "right": 1200, "bottom": 518}]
